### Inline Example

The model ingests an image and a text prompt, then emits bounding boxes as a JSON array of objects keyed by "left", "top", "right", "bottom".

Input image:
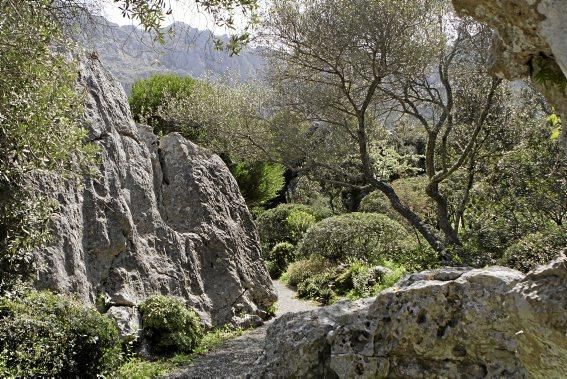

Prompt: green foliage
[
  {"left": 231, "top": 162, "right": 285, "bottom": 206},
  {"left": 298, "top": 212, "right": 417, "bottom": 264},
  {"left": 256, "top": 203, "right": 331, "bottom": 251},
  {"left": 289, "top": 258, "right": 407, "bottom": 304},
  {"left": 265, "top": 242, "right": 296, "bottom": 279},
  {"left": 117, "top": 325, "right": 243, "bottom": 378},
  {"left": 532, "top": 56, "right": 567, "bottom": 94},
  {"left": 370, "top": 261, "right": 407, "bottom": 294},
  {"left": 117, "top": 357, "right": 172, "bottom": 379},
  {"left": 0, "top": 0, "right": 96, "bottom": 292},
  {"left": 296, "top": 272, "right": 337, "bottom": 305},
  {"left": 360, "top": 176, "right": 435, "bottom": 226},
  {"left": 0, "top": 290, "right": 121, "bottom": 377},
  {"left": 281, "top": 255, "right": 331, "bottom": 287},
  {"left": 139, "top": 295, "right": 203, "bottom": 355},
  {"left": 502, "top": 226, "right": 566, "bottom": 273},
  {"left": 129, "top": 74, "right": 197, "bottom": 134}
]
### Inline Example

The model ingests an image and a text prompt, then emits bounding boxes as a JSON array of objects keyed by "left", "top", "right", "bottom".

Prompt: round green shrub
[
  {"left": 298, "top": 212, "right": 417, "bottom": 264},
  {"left": 502, "top": 226, "right": 566, "bottom": 273},
  {"left": 139, "top": 295, "right": 203, "bottom": 355},
  {"left": 0, "top": 290, "right": 121, "bottom": 377},
  {"left": 265, "top": 242, "right": 296, "bottom": 279},
  {"left": 283, "top": 255, "right": 331, "bottom": 287},
  {"left": 256, "top": 203, "right": 332, "bottom": 251}
]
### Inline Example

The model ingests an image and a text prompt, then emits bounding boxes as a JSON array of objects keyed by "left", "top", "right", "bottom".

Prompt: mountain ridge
[{"left": 80, "top": 18, "right": 264, "bottom": 93}]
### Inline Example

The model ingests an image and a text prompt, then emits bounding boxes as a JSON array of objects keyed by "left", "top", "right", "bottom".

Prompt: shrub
[
  {"left": 129, "top": 74, "right": 197, "bottom": 134},
  {"left": 256, "top": 203, "right": 332, "bottom": 251},
  {"left": 282, "top": 255, "right": 331, "bottom": 287},
  {"left": 231, "top": 161, "right": 285, "bottom": 206},
  {"left": 502, "top": 226, "right": 566, "bottom": 273},
  {"left": 0, "top": 290, "right": 121, "bottom": 377},
  {"left": 298, "top": 212, "right": 417, "bottom": 264},
  {"left": 139, "top": 295, "right": 203, "bottom": 355},
  {"left": 265, "top": 242, "right": 296, "bottom": 279},
  {"left": 296, "top": 272, "right": 337, "bottom": 305}
]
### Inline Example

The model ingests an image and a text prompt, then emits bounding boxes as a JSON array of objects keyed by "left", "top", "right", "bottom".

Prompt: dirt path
[{"left": 167, "top": 281, "right": 318, "bottom": 379}]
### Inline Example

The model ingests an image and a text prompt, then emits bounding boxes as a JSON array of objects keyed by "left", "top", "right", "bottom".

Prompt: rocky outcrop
[
  {"left": 254, "top": 254, "right": 567, "bottom": 378},
  {"left": 34, "top": 56, "right": 276, "bottom": 329},
  {"left": 451, "top": 0, "right": 567, "bottom": 147}
]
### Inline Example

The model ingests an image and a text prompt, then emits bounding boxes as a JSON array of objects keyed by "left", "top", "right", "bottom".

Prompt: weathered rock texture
[
  {"left": 255, "top": 254, "right": 567, "bottom": 378},
  {"left": 34, "top": 56, "right": 276, "bottom": 329},
  {"left": 451, "top": 0, "right": 567, "bottom": 147}
]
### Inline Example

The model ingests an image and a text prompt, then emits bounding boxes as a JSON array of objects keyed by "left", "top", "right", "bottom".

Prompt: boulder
[
  {"left": 33, "top": 55, "right": 276, "bottom": 328},
  {"left": 451, "top": 0, "right": 567, "bottom": 148},
  {"left": 254, "top": 254, "right": 567, "bottom": 377}
]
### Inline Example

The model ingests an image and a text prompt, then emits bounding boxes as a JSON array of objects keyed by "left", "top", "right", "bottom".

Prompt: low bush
[
  {"left": 0, "top": 290, "right": 121, "bottom": 377},
  {"left": 265, "top": 242, "right": 296, "bottom": 279},
  {"left": 281, "top": 255, "right": 331, "bottom": 287},
  {"left": 139, "top": 295, "right": 203, "bottom": 355},
  {"left": 298, "top": 212, "right": 417, "bottom": 264},
  {"left": 256, "top": 203, "right": 331, "bottom": 251},
  {"left": 296, "top": 272, "right": 337, "bottom": 305},
  {"left": 502, "top": 226, "right": 566, "bottom": 273}
]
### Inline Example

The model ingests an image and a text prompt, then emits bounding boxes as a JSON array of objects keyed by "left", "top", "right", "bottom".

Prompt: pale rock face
[
  {"left": 34, "top": 56, "right": 276, "bottom": 328},
  {"left": 254, "top": 255, "right": 567, "bottom": 378},
  {"left": 451, "top": 0, "right": 567, "bottom": 147}
]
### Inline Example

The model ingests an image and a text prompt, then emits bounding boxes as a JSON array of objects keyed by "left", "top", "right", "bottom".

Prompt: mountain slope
[{"left": 80, "top": 19, "right": 263, "bottom": 92}]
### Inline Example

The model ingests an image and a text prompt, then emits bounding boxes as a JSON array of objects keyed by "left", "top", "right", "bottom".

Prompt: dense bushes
[
  {"left": 0, "top": 290, "right": 121, "bottom": 377},
  {"left": 139, "top": 295, "right": 203, "bottom": 354},
  {"left": 283, "top": 255, "right": 332, "bottom": 287},
  {"left": 359, "top": 176, "right": 435, "bottom": 226},
  {"left": 265, "top": 242, "right": 296, "bottom": 279},
  {"left": 297, "top": 212, "right": 417, "bottom": 263},
  {"left": 231, "top": 162, "right": 285, "bottom": 206},
  {"left": 502, "top": 226, "right": 566, "bottom": 273},
  {"left": 129, "top": 74, "right": 197, "bottom": 135},
  {"left": 282, "top": 257, "right": 406, "bottom": 304},
  {"left": 256, "top": 203, "right": 331, "bottom": 251}
]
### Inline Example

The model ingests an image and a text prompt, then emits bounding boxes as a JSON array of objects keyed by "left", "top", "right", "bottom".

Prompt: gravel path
[{"left": 167, "top": 281, "right": 318, "bottom": 379}]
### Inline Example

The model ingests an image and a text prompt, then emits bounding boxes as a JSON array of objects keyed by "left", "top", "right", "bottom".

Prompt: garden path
[{"left": 167, "top": 280, "right": 318, "bottom": 379}]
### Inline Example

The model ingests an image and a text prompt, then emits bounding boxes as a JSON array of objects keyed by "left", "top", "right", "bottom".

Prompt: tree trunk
[
  {"left": 426, "top": 182, "right": 461, "bottom": 246},
  {"left": 355, "top": 116, "right": 451, "bottom": 262}
]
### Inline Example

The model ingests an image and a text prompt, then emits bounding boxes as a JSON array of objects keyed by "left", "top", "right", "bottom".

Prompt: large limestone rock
[
  {"left": 254, "top": 255, "right": 567, "bottom": 377},
  {"left": 34, "top": 56, "right": 276, "bottom": 328},
  {"left": 451, "top": 0, "right": 567, "bottom": 147}
]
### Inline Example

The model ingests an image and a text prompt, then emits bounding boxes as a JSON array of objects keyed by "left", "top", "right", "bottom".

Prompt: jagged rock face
[
  {"left": 34, "top": 57, "right": 276, "bottom": 328},
  {"left": 254, "top": 255, "right": 567, "bottom": 378},
  {"left": 451, "top": 0, "right": 567, "bottom": 147}
]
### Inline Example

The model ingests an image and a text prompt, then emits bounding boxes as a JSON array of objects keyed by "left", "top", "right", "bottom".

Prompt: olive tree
[{"left": 261, "top": 0, "right": 451, "bottom": 255}]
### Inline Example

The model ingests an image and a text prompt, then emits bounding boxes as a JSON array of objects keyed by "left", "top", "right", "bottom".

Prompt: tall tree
[{"left": 262, "top": 0, "right": 514, "bottom": 258}]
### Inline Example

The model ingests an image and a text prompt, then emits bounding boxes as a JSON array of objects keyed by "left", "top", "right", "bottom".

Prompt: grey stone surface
[
  {"left": 33, "top": 55, "right": 276, "bottom": 328},
  {"left": 451, "top": 0, "right": 567, "bottom": 148},
  {"left": 254, "top": 255, "right": 567, "bottom": 378}
]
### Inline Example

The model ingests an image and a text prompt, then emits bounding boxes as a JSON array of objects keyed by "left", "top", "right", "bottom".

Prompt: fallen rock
[
  {"left": 33, "top": 55, "right": 276, "bottom": 329},
  {"left": 254, "top": 254, "right": 567, "bottom": 377}
]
